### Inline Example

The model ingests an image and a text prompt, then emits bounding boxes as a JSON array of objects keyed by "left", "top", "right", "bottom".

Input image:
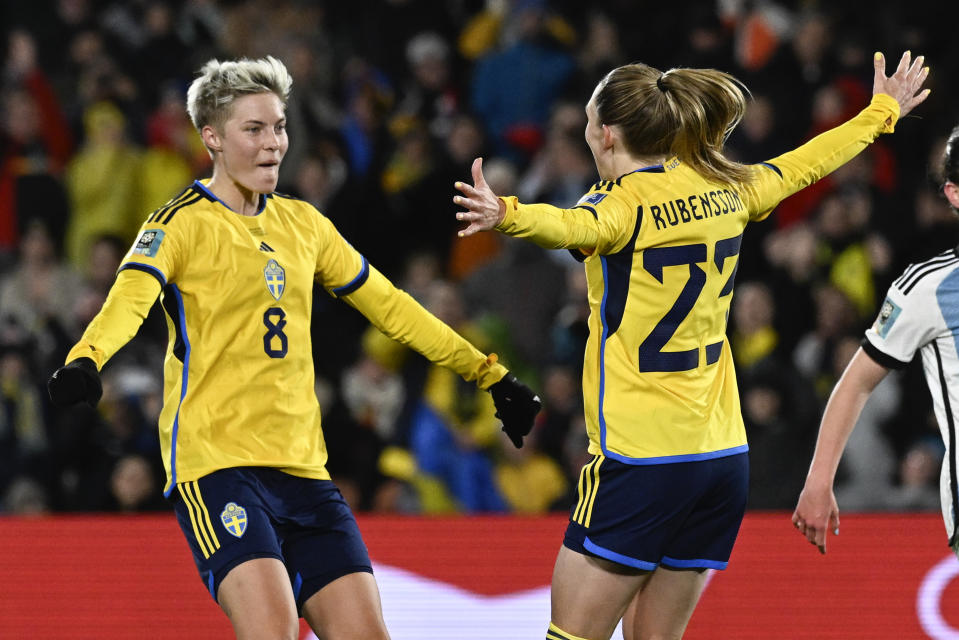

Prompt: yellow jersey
[
  {"left": 68, "top": 180, "right": 507, "bottom": 494},
  {"left": 496, "top": 94, "right": 899, "bottom": 463}
]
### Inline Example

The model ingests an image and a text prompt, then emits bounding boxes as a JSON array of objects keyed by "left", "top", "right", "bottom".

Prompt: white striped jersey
[{"left": 863, "top": 247, "right": 959, "bottom": 546}]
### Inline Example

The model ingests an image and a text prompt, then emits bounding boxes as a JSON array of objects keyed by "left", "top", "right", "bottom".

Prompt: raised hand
[
  {"left": 873, "top": 50, "right": 930, "bottom": 119},
  {"left": 454, "top": 157, "right": 507, "bottom": 237}
]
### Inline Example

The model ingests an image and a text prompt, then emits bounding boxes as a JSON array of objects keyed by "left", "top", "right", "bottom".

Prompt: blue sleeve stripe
[
  {"left": 760, "top": 162, "right": 783, "bottom": 178},
  {"left": 119, "top": 262, "right": 168, "bottom": 287},
  {"left": 332, "top": 256, "right": 370, "bottom": 297}
]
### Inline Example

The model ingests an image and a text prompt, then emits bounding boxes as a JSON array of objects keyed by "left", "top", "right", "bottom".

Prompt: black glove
[
  {"left": 489, "top": 373, "right": 541, "bottom": 448},
  {"left": 47, "top": 357, "right": 102, "bottom": 408}
]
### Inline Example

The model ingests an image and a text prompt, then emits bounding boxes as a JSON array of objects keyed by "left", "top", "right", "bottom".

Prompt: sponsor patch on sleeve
[
  {"left": 132, "top": 229, "right": 165, "bottom": 257},
  {"left": 874, "top": 297, "right": 902, "bottom": 338},
  {"left": 579, "top": 192, "right": 607, "bottom": 206}
]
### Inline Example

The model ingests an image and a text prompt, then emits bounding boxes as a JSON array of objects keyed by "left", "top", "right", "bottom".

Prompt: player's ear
[
  {"left": 944, "top": 181, "right": 959, "bottom": 210},
  {"left": 601, "top": 124, "right": 615, "bottom": 151},
  {"left": 202, "top": 125, "right": 222, "bottom": 153}
]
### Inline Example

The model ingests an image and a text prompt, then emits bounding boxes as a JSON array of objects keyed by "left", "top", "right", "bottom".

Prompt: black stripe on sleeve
[
  {"left": 860, "top": 337, "right": 910, "bottom": 369},
  {"left": 162, "top": 194, "right": 202, "bottom": 225},
  {"left": 148, "top": 187, "right": 192, "bottom": 223},
  {"left": 895, "top": 252, "right": 955, "bottom": 290},
  {"left": 901, "top": 258, "right": 959, "bottom": 295}
]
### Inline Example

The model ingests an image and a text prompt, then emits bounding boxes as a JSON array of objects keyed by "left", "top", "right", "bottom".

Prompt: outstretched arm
[
  {"left": 339, "top": 265, "right": 541, "bottom": 447},
  {"left": 48, "top": 269, "right": 162, "bottom": 407},
  {"left": 744, "top": 50, "right": 930, "bottom": 220},
  {"left": 792, "top": 347, "right": 890, "bottom": 554},
  {"left": 454, "top": 158, "right": 634, "bottom": 254}
]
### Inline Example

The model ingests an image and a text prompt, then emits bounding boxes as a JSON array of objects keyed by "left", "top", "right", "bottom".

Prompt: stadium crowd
[{"left": 2, "top": 0, "right": 958, "bottom": 516}]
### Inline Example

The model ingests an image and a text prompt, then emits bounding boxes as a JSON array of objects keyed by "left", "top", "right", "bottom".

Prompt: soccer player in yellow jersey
[
  {"left": 46, "top": 56, "right": 540, "bottom": 640},
  {"left": 454, "top": 52, "right": 929, "bottom": 640}
]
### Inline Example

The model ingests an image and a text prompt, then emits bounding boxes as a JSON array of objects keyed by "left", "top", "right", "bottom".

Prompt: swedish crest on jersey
[
  {"left": 875, "top": 296, "right": 902, "bottom": 338},
  {"left": 220, "top": 502, "right": 248, "bottom": 538},
  {"left": 264, "top": 259, "right": 285, "bottom": 301}
]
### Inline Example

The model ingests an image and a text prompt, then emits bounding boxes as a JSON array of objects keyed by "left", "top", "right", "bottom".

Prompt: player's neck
[
  {"left": 599, "top": 149, "right": 666, "bottom": 181},
  {"left": 206, "top": 175, "right": 261, "bottom": 216}
]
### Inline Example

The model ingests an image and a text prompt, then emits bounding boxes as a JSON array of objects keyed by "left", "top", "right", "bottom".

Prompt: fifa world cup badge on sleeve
[
  {"left": 220, "top": 502, "right": 248, "bottom": 538},
  {"left": 264, "top": 259, "right": 285, "bottom": 301},
  {"left": 579, "top": 192, "right": 607, "bottom": 206},
  {"left": 133, "top": 229, "right": 165, "bottom": 257},
  {"left": 875, "top": 297, "right": 902, "bottom": 338}
]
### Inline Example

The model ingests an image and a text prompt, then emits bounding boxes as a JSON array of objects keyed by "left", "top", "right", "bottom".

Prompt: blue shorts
[
  {"left": 563, "top": 452, "right": 748, "bottom": 571},
  {"left": 171, "top": 467, "right": 372, "bottom": 610}
]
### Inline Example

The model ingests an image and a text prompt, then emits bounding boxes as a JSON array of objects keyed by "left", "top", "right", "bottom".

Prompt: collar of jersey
[
  {"left": 621, "top": 164, "right": 666, "bottom": 179},
  {"left": 192, "top": 179, "right": 267, "bottom": 216}
]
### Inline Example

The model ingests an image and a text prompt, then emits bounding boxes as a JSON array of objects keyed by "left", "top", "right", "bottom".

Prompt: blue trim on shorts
[
  {"left": 206, "top": 571, "right": 215, "bottom": 598},
  {"left": 293, "top": 572, "right": 303, "bottom": 600},
  {"left": 602, "top": 443, "right": 750, "bottom": 465},
  {"left": 661, "top": 555, "right": 728, "bottom": 570},
  {"left": 584, "top": 536, "right": 657, "bottom": 571},
  {"left": 165, "top": 284, "right": 191, "bottom": 496}
]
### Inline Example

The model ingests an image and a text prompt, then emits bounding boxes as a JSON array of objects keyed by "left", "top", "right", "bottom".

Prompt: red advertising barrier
[{"left": 0, "top": 513, "right": 956, "bottom": 639}]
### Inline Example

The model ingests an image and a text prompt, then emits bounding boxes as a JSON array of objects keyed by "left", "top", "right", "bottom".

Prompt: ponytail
[{"left": 595, "top": 63, "right": 753, "bottom": 187}]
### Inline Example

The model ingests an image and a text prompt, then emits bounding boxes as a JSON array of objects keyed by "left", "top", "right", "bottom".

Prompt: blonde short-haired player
[
  {"left": 47, "top": 56, "right": 540, "bottom": 640},
  {"left": 454, "top": 51, "right": 928, "bottom": 640}
]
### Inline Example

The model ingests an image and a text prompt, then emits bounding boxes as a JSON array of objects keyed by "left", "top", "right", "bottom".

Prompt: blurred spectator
[
  {"left": 730, "top": 281, "right": 779, "bottom": 371},
  {"left": 65, "top": 100, "right": 143, "bottom": 267},
  {"left": 463, "top": 237, "right": 566, "bottom": 375},
  {"left": 0, "top": 29, "right": 73, "bottom": 265},
  {"left": 0, "top": 221, "right": 82, "bottom": 337},
  {"left": 109, "top": 454, "right": 166, "bottom": 512},
  {"left": 494, "top": 428, "right": 568, "bottom": 513},
  {"left": 470, "top": 0, "right": 575, "bottom": 160},
  {"left": 365, "top": 280, "right": 507, "bottom": 513},
  {"left": 830, "top": 337, "right": 900, "bottom": 510},
  {"left": 793, "top": 284, "right": 860, "bottom": 400},
  {"left": 883, "top": 437, "right": 943, "bottom": 511},
  {"left": 0, "top": 321, "right": 49, "bottom": 502},
  {"left": 141, "top": 83, "right": 210, "bottom": 211}
]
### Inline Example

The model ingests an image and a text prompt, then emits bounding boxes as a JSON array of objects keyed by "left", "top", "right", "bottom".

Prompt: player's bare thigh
[
  {"left": 621, "top": 566, "right": 709, "bottom": 640},
  {"left": 302, "top": 571, "right": 390, "bottom": 640},
  {"left": 551, "top": 545, "right": 649, "bottom": 640},
  {"left": 217, "top": 557, "right": 299, "bottom": 640}
]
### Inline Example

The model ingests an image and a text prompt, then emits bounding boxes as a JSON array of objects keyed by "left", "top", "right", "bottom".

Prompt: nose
[{"left": 264, "top": 130, "right": 280, "bottom": 150}]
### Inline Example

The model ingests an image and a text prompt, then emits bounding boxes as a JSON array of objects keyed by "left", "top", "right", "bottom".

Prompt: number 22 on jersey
[{"left": 638, "top": 233, "right": 742, "bottom": 372}]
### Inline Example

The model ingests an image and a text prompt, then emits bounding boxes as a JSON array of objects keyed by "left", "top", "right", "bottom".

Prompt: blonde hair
[
  {"left": 595, "top": 63, "right": 752, "bottom": 186},
  {"left": 186, "top": 56, "right": 293, "bottom": 132}
]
